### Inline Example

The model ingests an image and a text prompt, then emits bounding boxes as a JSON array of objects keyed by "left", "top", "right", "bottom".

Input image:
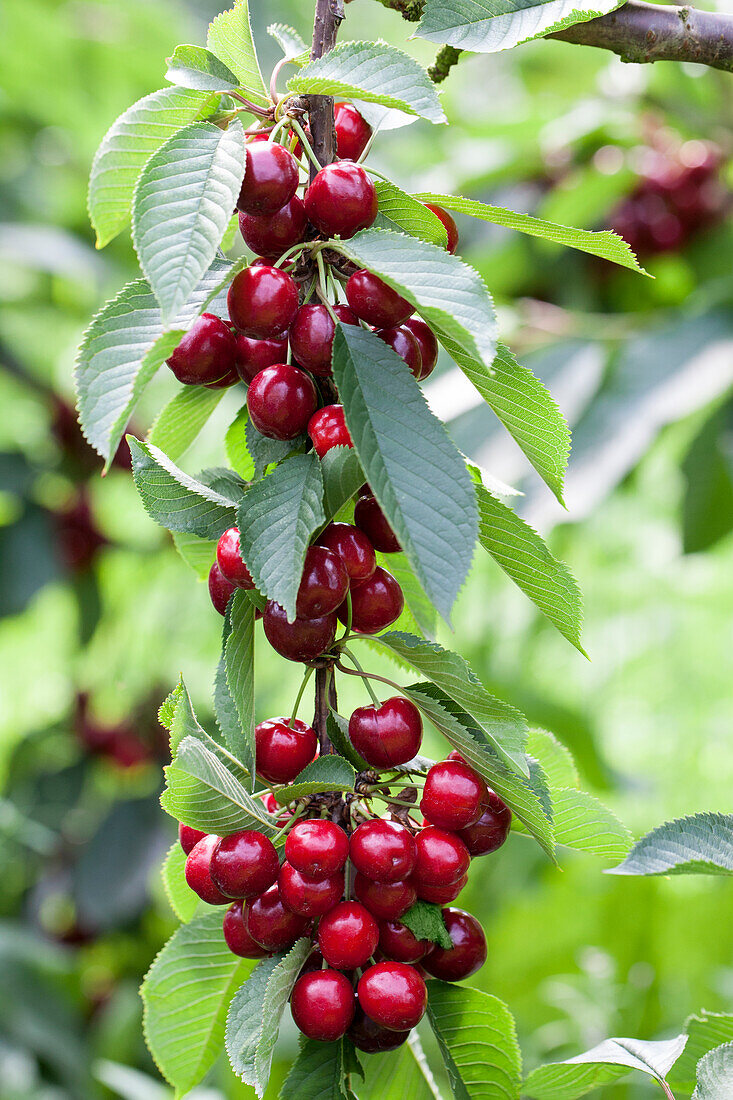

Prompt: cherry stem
[
  {"left": 370, "top": 792, "right": 419, "bottom": 810},
  {"left": 271, "top": 802, "right": 307, "bottom": 841},
  {"left": 336, "top": 659, "right": 403, "bottom": 698},
  {"left": 269, "top": 57, "right": 289, "bottom": 102},
  {"left": 288, "top": 117, "right": 323, "bottom": 172},
  {"left": 267, "top": 116, "right": 290, "bottom": 144},
  {"left": 229, "top": 91, "right": 273, "bottom": 117},
  {"left": 337, "top": 591, "right": 353, "bottom": 641},
  {"left": 315, "top": 252, "right": 338, "bottom": 322},
  {"left": 273, "top": 241, "right": 311, "bottom": 268},
  {"left": 289, "top": 666, "right": 315, "bottom": 726},
  {"left": 339, "top": 647, "right": 381, "bottom": 707}
]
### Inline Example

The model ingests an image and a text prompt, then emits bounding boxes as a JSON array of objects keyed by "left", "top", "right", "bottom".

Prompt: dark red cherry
[
  {"left": 244, "top": 884, "right": 310, "bottom": 952},
  {"left": 457, "top": 790, "right": 512, "bottom": 856},
  {"left": 334, "top": 102, "right": 373, "bottom": 161},
  {"left": 349, "top": 697, "right": 422, "bottom": 768},
  {"left": 318, "top": 901, "right": 379, "bottom": 969},
  {"left": 255, "top": 717, "right": 318, "bottom": 783},
  {"left": 247, "top": 364, "right": 318, "bottom": 441},
  {"left": 353, "top": 873, "right": 416, "bottom": 920},
  {"left": 289, "top": 303, "right": 359, "bottom": 377},
  {"left": 166, "top": 313, "right": 237, "bottom": 386},
  {"left": 184, "top": 834, "right": 231, "bottom": 905},
  {"left": 238, "top": 195, "right": 308, "bottom": 259},
  {"left": 304, "top": 161, "right": 377, "bottom": 239},
  {"left": 338, "top": 567, "right": 404, "bottom": 633},
  {"left": 234, "top": 332, "right": 289, "bottom": 384},
  {"left": 262, "top": 602, "right": 338, "bottom": 662},
  {"left": 223, "top": 901, "right": 272, "bottom": 958},
  {"left": 227, "top": 265, "right": 299, "bottom": 338},
  {"left": 204, "top": 367, "right": 239, "bottom": 389},
  {"left": 348, "top": 1007, "right": 410, "bottom": 1053},
  {"left": 420, "top": 760, "right": 486, "bottom": 831},
  {"left": 375, "top": 325, "right": 422, "bottom": 379},
  {"left": 308, "top": 404, "right": 353, "bottom": 458},
  {"left": 354, "top": 494, "right": 401, "bottom": 553},
  {"left": 296, "top": 545, "right": 350, "bottom": 618},
  {"left": 210, "top": 830, "right": 280, "bottom": 899},
  {"left": 422, "top": 908, "right": 487, "bottom": 981},
  {"left": 208, "top": 562, "right": 235, "bottom": 615},
  {"left": 316, "top": 522, "right": 376, "bottom": 586},
  {"left": 237, "top": 141, "right": 299, "bottom": 216},
  {"left": 350, "top": 819, "right": 417, "bottom": 883},
  {"left": 357, "top": 962, "right": 427, "bottom": 1031},
  {"left": 216, "top": 527, "right": 254, "bottom": 589},
  {"left": 424, "top": 203, "right": 459, "bottom": 254},
  {"left": 378, "top": 920, "right": 432, "bottom": 963},
  {"left": 285, "top": 820, "right": 349, "bottom": 879},
  {"left": 414, "top": 827, "right": 470, "bottom": 886},
  {"left": 278, "top": 862, "right": 345, "bottom": 918},
  {"left": 346, "top": 270, "right": 413, "bottom": 329},
  {"left": 413, "top": 872, "right": 467, "bottom": 905},
  {"left": 179, "top": 823, "right": 207, "bottom": 856},
  {"left": 402, "top": 317, "right": 439, "bottom": 380},
  {"left": 291, "top": 970, "right": 356, "bottom": 1042}
]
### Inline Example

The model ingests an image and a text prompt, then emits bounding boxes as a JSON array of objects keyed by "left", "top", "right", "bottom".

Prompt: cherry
[
  {"left": 204, "top": 367, "right": 239, "bottom": 389},
  {"left": 234, "top": 332, "right": 289, "bottom": 384},
  {"left": 223, "top": 901, "right": 272, "bottom": 958},
  {"left": 216, "top": 527, "right": 254, "bottom": 589},
  {"left": 304, "top": 161, "right": 377, "bottom": 239},
  {"left": 376, "top": 325, "right": 422, "bottom": 379},
  {"left": 354, "top": 494, "right": 401, "bottom": 553},
  {"left": 414, "top": 827, "right": 470, "bottom": 886},
  {"left": 244, "top": 884, "right": 310, "bottom": 952},
  {"left": 318, "top": 901, "right": 379, "bottom": 969},
  {"left": 421, "top": 760, "right": 485, "bottom": 831},
  {"left": 422, "top": 908, "right": 487, "bottom": 981},
  {"left": 350, "top": 819, "right": 417, "bottom": 883},
  {"left": 338, "top": 567, "right": 404, "bottom": 633},
  {"left": 263, "top": 601, "right": 338, "bottom": 662},
  {"left": 279, "top": 862, "right": 345, "bottom": 917},
  {"left": 247, "top": 364, "right": 318, "bottom": 441},
  {"left": 424, "top": 203, "right": 459, "bottom": 254},
  {"left": 413, "top": 872, "right": 467, "bottom": 905},
  {"left": 238, "top": 195, "right": 308, "bottom": 258},
  {"left": 166, "top": 313, "right": 237, "bottom": 386},
  {"left": 296, "top": 545, "right": 349, "bottom": 618},
  {"left": 290, "top": 970, "right": 355, "bottom": 1042},
  {"left": 289, "top": 303, "right": 359, "bottom": 376},
  {"left": 358, "top": 962, "right": 427, "bottom": 1031},
  {"left": 308, "top": 404, "right": 353, "bottom": 457},
  {"left": 316, "top": 522, "right": 376, "bottom": 587},
  {"left": 237, "top": 141, "right": 299, "bottom": 216},
  {"left": 184, "top": 835, "right": 231, "bottom": 905},
  {"left": 255, "top": 717, "right": 318, "bottom": 783},
  {"left": 349, "top": 696, "right": 422, "bottom": 768},
  {"left": 378, "top": 920, "right": 432, "bottom": 963},
  {"left": 402, "top": 317, "right": 439, "bottom": 380},
  {"left": 346, "top": 270, "right": 413, "bottom": 329},
  {"left": 208, "top": 562, "right": 235, "bottom": 615},
  {"left": 261, "top": 791, "right": 292, "bottom": 825},
  {"left": 227, "top": 265, "right": 299, "bottom": 338},
  {"left": 179, "top": 823, "right": 207, "bottom": 856},
  {"left": 457, "top": 790, "right": 512, "bottom": 856},
  {"left": 209, "top": 830, "right": 280, "bottom": 899},
  {"left": 298, "top": 947, "right": 326, "bottom": 977},
  {"left": 353, "top": 873, "right": 416, "bottom": 920},
  {"left": 334, "top": 102, "right": 372, "bottom": 161},
  {"left": 348, "top": 1007, "right": 410, "bottom": 1053},
  {"left": 285, "top": 820, "right": 349, "bottom": 879}
]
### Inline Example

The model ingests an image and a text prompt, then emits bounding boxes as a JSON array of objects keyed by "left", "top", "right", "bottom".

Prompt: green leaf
[
  {"left": 400, "top": 900, "right": 452, "bottom": 949},
  {"left": 159, "top": 683, "right": 183, "bottom": 732},
  {"left": 226, "top": 939, "right": 312, "bottom": 1096},
  {"left": 427, "top": 981, "right": 522, "bottom": 1100},
  {"left": 88, "top": 87, "right": 218, "bottom": 249},
  {"left": 693, "top": 1043, "right": 733, "bottom": 1099},
  {"left": 236, "top": 454, "right": 325, "bottom": 620},
  {"left": 670, "top": 1013, "right": 733, "bottom": 1095},
  {"left": 129, "top": 437, "right": 237, "bottom": 539},
  {"left": 358, "top": 1034, "right": 443, "bottom": 1100},
  {"left": 172, "top": 531, "right": 217, "bottom": 578},
  {"left": 246, "top": 414, "right": 306, "bottom": 480},
  {"left": 161, "top": 842, "right": 199, "bottom": 923},
  {"left": 475, "top": 483, "right": 585, "bottom": 653},
  {"left": 523, "top": 1034, "right": 687, "bottom": 1099},
  {"left": 132, "top": 120, "right": 245, "bottom": 322},
  {"left": 165, "top": 44, "right": 242, "bottom": 92},
  {"left": 273, "top": 756, "right": 357, "bottom": 804},
  {"left": 288, "top": 41, "right": 446, "bottom": 126},
  {"left": 268, "top": 23, "right": 309, "bottom": 60},
  {"left": 546, "top": 789, "right": 632, "bottom": 860},
  {"left": 415, "top": 191, "right": 646, "bottom": 274},
  {"left": 141, "top": 911, "right": 253, "bottom": 1097},
  {"left": 280, "top": 1037, "right": 352, "bottom": 1100},
  {"left": 224, "top": 591, "right": 256, "bottom": 784},
  {"left": 332, "top": 324, "right": 477, "bottom": 625},
  {"left": 225, "top": 406, "right": 255, "bottom": 479},
  {"left": 417, "top": 0, "right": 624, "bottom": 53},
  {"left": 607, "top": 812, "right": 733, "bottom": 877},
  {"left": 208, "top": 1, "right": 269, "bottom": 104},
  {"left": 381, "top": 552, "right": 437, "bottom": 641},
  {"left": 327, "top": 712, "right": 370, "bottom": 772},
  {"left": 321, "top": 446, "right": 365, "bottom": 519},
  {"left": 681, "top": 400, "right": 733, "bottom": 553},
  {"left": 374, "top": 181, "right": 448, "bottom": 248},
  {"left": 526, "top": 729, "right": 578, "bottom": 789},
  {"left": 167, "top": 679, "right": 253, "bottom": 791},
  {"left": 148, "top": 385, "right": 225, "bottom": 462}
]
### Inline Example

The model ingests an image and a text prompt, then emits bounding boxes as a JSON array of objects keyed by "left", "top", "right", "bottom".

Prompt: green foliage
[
  {"left": 208, "top": 0, "right": 269, "bottom": 103},
  {"left": 400, "top": 899, "right": 452, "bottom": 948},
  {"left": 273, "top": 755, "right": 357, "bottom": 803},
  {"left": 358, "top": 1036, "right": 443, "bottom": 1099},
  {"left": 280, "top": 1038, "right": 355, "bottom": 1100},
  {"left": 670, "top": 1013, "right": 733, "bottom": 1094},
  {"left": 148, "top": 384, "right": 225, "bottom": 462},
  {"left": 161, "top": 842, "right": 199, "bottom": 923},
  {"left": 224, "top": 591, "right": 257, "bottom": 782},
  {"left": 417, "top": 0, "right": 624, "bottom": 52},
  {"left": 608, "top": 812, "right": 733, "bottom": 876},
  {"left": 693, "top": 1042, "right": 733, "bottom": 1099},
  {"left": 523, "top": 1034, "right": 687, "bottom": 1098},
  {"left": 165, "top": 45, "right": 243, "bottom": 93},
  {"left": 128, "top": 437, "right": 237, "bottom": 539},
  {"left": 374, "top": 181, "right": 448, "bottom": 247},
  {"left": 321, "top": 446, "right": 366, "bottom": 519},
  {"left": 268, "top": 23, "right": 309, "bottom": 61}
]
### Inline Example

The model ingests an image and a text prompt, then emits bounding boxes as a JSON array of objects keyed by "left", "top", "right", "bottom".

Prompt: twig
[{"left": 308, "top": 0, "right": 345, "bottom": 178}]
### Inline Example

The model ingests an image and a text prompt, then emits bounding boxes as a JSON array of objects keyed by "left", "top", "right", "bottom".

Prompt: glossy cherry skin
[
  {"left": 376, "top": 325, "right": 422, "bottom": 379},
  {"left": 247, "top": 364, "right": 318, "bottom": 441},
  {"left": 338, "top": 567, "right": 404, "bottom": 634},
  {"left": 244, "top": 884, "right": 310, "bottom": 952},
  {"left": 349, "top": 697, "right": 422, "bottom": 768},
  {"left": 263, "top": 601, "right": 338, "bottom": 662},
  {"left": 234, "top": 332, "right": 289, "bottom": 384},
  {"left": 179, "top": 823, "right": 207, "bottom": 855},
  {"left": 296, "top": 545, "right": 350, "bottom": 618},
  {"left": 457, "top": 790, "right": 512, "bottom": 856},
  {"left": 291, "top": 970, "right": 356, "bottom": 1042},
  {"left": 350, "top": 819, "right": 417, "bottom": 883},
  {"left": 166, "top": 313, "right": 237, "bottom": 386},
  {"left": 420, "top": 760, "right": 486, "bottom": 831},
  {"left": 423, "top": 908, "right": 487, "bottom": 981},
  {"left": 334, "top": 102, "right": 373, "bottom": 161},
  {"left": 238, "top": 195, "right": 308, "bottom": 258},
  {"left": 402, "top": 318, "right": 439, "bottom": 380},
  {"left": 318, "top": 900, "right": 379, "bottom": 969},
  {"left": 223, "top": 901, "right": 272, "bottom": 958},
  {"left": 185, "top": 835, "right": 231, "bottom": 905},
  {"left": 285, "top": 820, "right": 349, "bottom": 879},
  {"left": 237, "top": 141, "right": 299, "bottom": 215},
  {"left": 358, "top": 962, "right": 427, "bottom": 1031},
  {"left": 208, "top": 562, "right": 235, "bottom": 615},
  {"left": 279, "top": 862, "right": 345, "bottom": 917},
  {"left": 304, "top": 161, "right": 377, "bottom": 239},
  {"left": 216, "top": 527, "right": 254, "bottom": 589},
  {"left": 227, "top": 265, "right": 299, "bottom": 338},
  {"left": 210, "top": 830, "right": 280, "bottom": 899},
  {"left": 289, "top": 303, "right": 359, "bottom": 376},
  {"left": 308, "top": 404, "right": 353, "bottom": 457},
  {"left": 316, "top": 522, "right": 376, "bottom": 587},
  {"left": 346, "top": 270, "right": 413, "bottom": 329},
  {"left": 255, "top": 717, "right": 318, "bottom": 783},
  {"left": 414, "top": 827, "right": 470, "bottom": 887},
  {"left": 413, "top": 872, "right": 467, "bottom": 905},
  {"left": 204, "top": 367, "right": 239, "bottom": 389},
  {"left": 354, "top": 494, "right": 401, "bottom": 553},
  {"left": 353, "top": 873, "right": 416, "bottom": 920},
  {"left": 424, "top": 203, "right": 459, "bottom": 254},
  {"left": 348, "top": 1007, "right": 410, "bottom": 1053},
  {"left": 378, "top": 920, "right": 432, "bottom": 963}
]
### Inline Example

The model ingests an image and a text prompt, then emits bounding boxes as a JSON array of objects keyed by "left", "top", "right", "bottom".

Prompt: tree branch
[{"left": 308, "top": 0, "right": 345, "bottom": 180}]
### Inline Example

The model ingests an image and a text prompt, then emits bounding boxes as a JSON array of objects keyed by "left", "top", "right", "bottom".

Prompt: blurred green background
[{"left": 1, "top": 0, "right": 732, "bottom": 1096}]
